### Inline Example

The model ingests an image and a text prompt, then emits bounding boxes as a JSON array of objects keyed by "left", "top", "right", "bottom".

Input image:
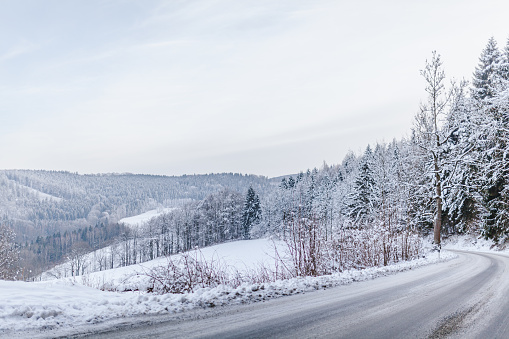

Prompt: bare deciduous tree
[{"left": 414, "top": 52, "right": 454, "bottom": 250}]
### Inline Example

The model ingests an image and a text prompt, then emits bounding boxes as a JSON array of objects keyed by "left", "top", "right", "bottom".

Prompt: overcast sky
[{"left": 0, "top": 0, "right": 508, "bottom": 178}]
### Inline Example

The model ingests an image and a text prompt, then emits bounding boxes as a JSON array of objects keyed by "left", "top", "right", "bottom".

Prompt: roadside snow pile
[{"left": 0, "top": 243, "right": 456, "bottom": 335}]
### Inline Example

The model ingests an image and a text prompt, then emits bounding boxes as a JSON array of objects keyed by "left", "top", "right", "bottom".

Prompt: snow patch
[
  {"left": 9, "top": 180, "right": 63, "bottom": 202},
  {"left": 118, "top": 208, "right": 177, "bottom": 228},
  {"left": 441, "top": 234, "right": 509, "bottom": 253}
]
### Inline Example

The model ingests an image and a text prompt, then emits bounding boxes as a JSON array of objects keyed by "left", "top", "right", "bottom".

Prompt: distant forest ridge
[{"left": 0, "top": 170, "right": 276, "bottom": 242}]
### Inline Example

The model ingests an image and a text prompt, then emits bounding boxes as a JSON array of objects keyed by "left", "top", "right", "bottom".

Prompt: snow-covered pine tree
[
  {"left": 478, "top": 76, "right": 509, "bottom": 242},
  {"left": 389, "top": 140, "right": 413, "bottom": 230},
  {"left": 242, "top": 187, "right": 261, "bottom": 239},
  {"left": 441, "top": 82, "right": 483, "bottom": 234},
  {"left": 347, "top": 145, "right": 376, "bottom": 226},
  {"left": 472, "top": 37, "right": 502, "bottom": 102},
  {"left": 287, "top": 176, "right": 296, "bottom": 189},
  {"left": 0, "top": 225, "right": 19, "bottom": 280},
  {"left": 498, "top": 37, "right": 509, "bottom": 83},
  {"left": 372, "top": 143, "right": 401, "bottom": 231}
]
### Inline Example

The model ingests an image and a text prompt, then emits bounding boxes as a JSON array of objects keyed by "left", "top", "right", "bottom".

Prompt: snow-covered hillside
[
  {"left": 9, "top": 180, "right": 63, "bottom": 202},
  {"left": 0, "top": 170, "right": 274, "bottom": 244},
  {"left": 118, "top": 207, "right": 177, "bottom": 228},
  {"left": 1, "top": 238, "right": 456, "bottom": 337},
  {"left": 42, "top": 238, "right": 283, "bottom": 288}
]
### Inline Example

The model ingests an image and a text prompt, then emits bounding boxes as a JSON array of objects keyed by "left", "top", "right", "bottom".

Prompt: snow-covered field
[
  {"left": 118, "top": 207, "right": 176, "bottom": 228},
  {"left": 53, "top": 238, "right": 283, "bottom": 291},
  {"left": 0, "top": 238, "right": 457, "bottom": 337}
]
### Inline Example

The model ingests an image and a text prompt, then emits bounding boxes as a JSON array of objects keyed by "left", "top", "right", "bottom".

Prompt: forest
[
  {"left": 0, "top": 171, "right": 273, "bottom": 277},
  {"left": 0, "top": 170, "right": 273, "bottom": 242},
  {"left": 2, "top": 36, "right": 509, "bottom": 281}
]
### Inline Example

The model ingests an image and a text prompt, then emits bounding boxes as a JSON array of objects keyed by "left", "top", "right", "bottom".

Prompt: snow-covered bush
[
  {"left": 278, "top": 215, "right": 423, "bottom": 277},
  {"left": 144, "top": 250, "right": 230, "bottom": 294}
]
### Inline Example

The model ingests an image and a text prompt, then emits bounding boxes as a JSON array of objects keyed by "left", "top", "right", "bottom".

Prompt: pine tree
[
  {"left": 478, "top": 80, "right": 509, "bottom": 241},
  {"left": 498, "top": 37, "right": 509, "bottom": 83},
  {"left": 472, "top": 37, "right": 502, "bottom": 101},
  {"left": 348, "top": 145, "right": 376, "bottom": 226},
  {"left": 287, "top": 176, "right": 295, "bottom": 189},
  {"left": 441, "top": 84, "right": 483, "bottom": 234},
  {"left": 0, "top": 225, "right": 19, "bottom": 280},
  {"left": 372, "top": 143, "right": 400, "bottom": 231},
  {"left": 242, "top": 187, "right": 261, "bottom": 239}
]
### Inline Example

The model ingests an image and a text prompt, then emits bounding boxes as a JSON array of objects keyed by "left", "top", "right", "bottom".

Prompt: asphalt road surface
[{"left": 68, "top": 250, "right": 509, "bottom": 338}]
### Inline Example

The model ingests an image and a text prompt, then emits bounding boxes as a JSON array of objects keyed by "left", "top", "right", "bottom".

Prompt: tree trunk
[{"left": 434, "top": 161, "right": 442, "bottom": 248}]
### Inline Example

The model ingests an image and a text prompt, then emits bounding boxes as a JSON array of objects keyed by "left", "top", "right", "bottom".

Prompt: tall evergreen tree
[
  {"left": 242, "top": 187, "right": 261, "bottom": 239},
  {"left": 442, "top": 84, "right": 483, "bottom": 234},
  {"left": 478, "top": 82, "right": 509, "bottom": 241},
  {"left": 0, "top": 225, "right": 19, "bottom": 280},
  {"left": 472, "top": 37, "right": 502, "bottom": 101},
  {"left": 497, "top": 37, "right": 509, "bottom": 83},
  {"left": 348, "top": 145, "right": 376, "bottom": 226}
]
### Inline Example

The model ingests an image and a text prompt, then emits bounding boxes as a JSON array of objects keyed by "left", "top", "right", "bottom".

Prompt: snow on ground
[
  {"left": 0, "top": 238, "right": 457, "bottom": 336},
  {"left": 39, "top": 236, "right": 280, "bottom": 281},
  {"left": 10, "top": 181, "right": 63, "bottom": 202},
  {"left": 442, "top": 234, "right": 500, "bottom": 252},
  {"left": 118, "top": 208, "right": 176, "bottom": 228},
  {"left": 62, "top": 238, "right": 282, "bottom": 291}
]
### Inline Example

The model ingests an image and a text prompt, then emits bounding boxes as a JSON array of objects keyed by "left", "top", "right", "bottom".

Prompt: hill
[{"left": 0, "top": 170, "right": 275, "bottom": 242}]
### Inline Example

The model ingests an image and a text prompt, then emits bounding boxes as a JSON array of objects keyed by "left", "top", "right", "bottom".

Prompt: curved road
[{"left": 75, "top": 250, "right": 509, "bottom": 338}]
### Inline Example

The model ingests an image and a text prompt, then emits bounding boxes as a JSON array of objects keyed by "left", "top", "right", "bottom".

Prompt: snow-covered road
[{"left": 80, "top": 250, "right": 509, "bottom": 338}]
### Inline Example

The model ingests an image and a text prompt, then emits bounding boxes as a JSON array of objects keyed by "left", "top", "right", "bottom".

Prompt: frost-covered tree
[
  {"left": 347, "top": 145, "right": 377, "bottom": 226},
  {"left": 472, "top": 37, "right": 502, "bottom": 101},
  {"left": 242, "top": 187, "right": 261, "bottom": 239},
  {"left": 0, "top": 225, "right": 19, "bottom": 280},
  {"left": 477, "top": 82, "right": 509, "bottom": 241},
  {"left": 312, "top": 166, "right": 338, "bottom": 241},
  {"left": 441, "top": 83, "right": 483, "bottom": 234},
  {"left": 498, "top": 37, "right": 509, "bottom": 82},
  {"left": 413, "top": 52, "right": 455, "bottom": 249},
  {"left": 371, "top": 143, "right": 402, "bottom": 231}
]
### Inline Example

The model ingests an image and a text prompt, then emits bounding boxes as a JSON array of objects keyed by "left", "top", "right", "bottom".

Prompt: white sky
[{"left": 1, "top": 0, "right": 508, "bottom": 178}]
